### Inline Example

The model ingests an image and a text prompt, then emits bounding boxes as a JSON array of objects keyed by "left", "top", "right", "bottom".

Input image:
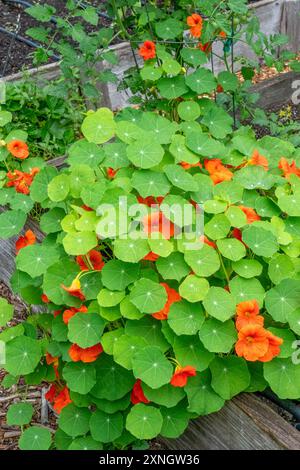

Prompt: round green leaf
[
  {"left": 156, "top": 252, "right": 190, "bottom": 282},
  {"left": 132, "top": 346, "right": 173, "bottom": 389},
  {"left": 59, "top": 404, "right": 91, "bottom": 437},
  {"left": 210, "top": 356, "right": 250, "bottom": 399},
  {"left": 179, "top": 275, "right": 209, "bottom": 302},
  {"left": 168, "top": 301, "right": 205, "bottom": 335},
  {"left": 268, "top": 254, "right": 295, "bottom": 285},
  {"left": 114, "top": 238, "right": 149, "bottom": 263},
  {"left": 185, "top": 373, "right": 225, "bottom": 415},
  {"left": 48, "top": 174, "right": 70, "bottom": 202},
  {"left": 19, "top": 426, "right": 51, "bottom": 450},
  {"left": 184, "top": 245, "right": 220, "bottom": 277},
  {"left": 63, "top": 362, "right": 96, "bottom": 394},
  {"left": 216, "top": 238, "right": 246, "bottom": 261},
  {"left": 242, "top": 225, "right": 278, "bottom": 257},
  {"left": 68, "top": 436, "right": 103, "bottom": 450},
  {"left": 131, "top": 170, "right": 171, "bottom": 198},
  {"left": 90, "top": 410, "right": 123, "bottom": 443},
  {"left": 186, "top": 68, "right": 216, "bottom": 94},
  {"left": 173, "top": 335, "right": 214, "bottom": 371},
  {"left": 157, "top": 76, "right": 189, "bottom": 99},
  {"left": 129, "top": 278, "right": 167, "bottom": 314},
  {"left": 229, "top": 276, "right": 265, "bottom": 307},
  {"left": 68, "top": 313, "right": 105, "bottom": 348},
  {"left": 101, "top": 260, "right": 140, "bottom": 291},
  {"left": 0, "top": 298, "right": 14, "bottom": 327},
  {"left": 142, "top": 383, "right": 185, "bottom": 408},
  {"left": 91, "top": 354, "right": 135, "bottom": 400},
  {"left": 204, "top": 214, "right": 231, "bottom": 240},
  {"left": 160, "top": 405, "right": 190, "bottom": 438},
  {"left": 232, "top": 259, "right": 263, "bottom": 278},
  {"left": 16, "top": 244, "right": 59, "bottom": 278},
  {"left": 177, "top": 101, "right": 200, "bottom": 121},
  {"left": 68, "top": 139, "right": 105, "bottom": 168},
  {"left": 5, "top": 336, "right": 41, "bottom": 376},
  {"left": 164, "top": 164, "right": 198, "bottom": 192},
  {"left": 0, "top": 210, "right": 26, "bottom": 239},
  {"left": 113, "top": 335, "right": 147, "bottom": 369},
  {"left": 63, "top": 231, "right": 97, "bottom": 256},
  {"left": 263, "top": 358, "right": 300, "bottom": 399},
  {"left": 199, "top": 318, "right": 237, "bottom": 353},
  {"left": 126, "top": 404, "right": 163, "bottom": 439},
  {"left": 127, "top": 139, "right": 164, "bottom": 169},
  {"left": 7, "top": 402, "right": 34, "bottom": 426},
  {"left": 265, "top": 279, "right": 300, "bottom": 322},
  {"left": 203, "top": 287, "right": 236, "bottom": 322},
  {"left": 81, "top": 108, "right": 116, "bottom": 144}
]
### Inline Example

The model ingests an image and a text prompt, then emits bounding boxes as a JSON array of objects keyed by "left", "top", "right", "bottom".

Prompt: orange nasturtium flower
[
  {"left": 138, "top": 41, "right": 156, "bottom": 60},
  {"left": 152, "top": 283, "right": 181, "bottom": 320},
  {"left": 6, "top": 168, "right": 39, "bottom": 195},
  {"left": 69, "top": 343, "right": 103, "bottom": 363},
  {"left": 235, "top": 300, "right": 264, "bottom": 331},
  {"left": 238, "top": 205, "right": 260, "bottom": 224},
  {"left": 143, "top": 211, "right": 175, "bottom": 240},
  {"left": 219, "top": 30, "right": 227, "bottom": 38},
  {"left": 278, "top": 157, "right": 300, "bottom": 179},
  {"left": 7, "top": 140, "right": 29, "bottom": 159},
  {"left": 204, "top": 159, "right": 233, "bottom": 185},
  {"left": 170, "top": 365, "right": 197, "bottom": 387},
  {"left": 235, "top": 325, "right": 283, "bottom": 362},
  {"left": 62, "top": 305, "right": 88, "bottom": 325},
  {"left": 216, "top": 84, "right": 224, "bottom": 93},
  {"left": 130, "top": 379, "right": 150, "bottom": 405},
  {"left": 249, "top": 149, "right": 269, "bottom": 171},
  {"left": 107, "top": 167, "right": 119, "bottom": 179},
  {"left": 143, "top": 251, "right": 160, "bottom": 262},
  {"left": 61, "top": 277, "right": 85, "bottom": 301},
  {"left": 76, "top": 250, "right": 105, "bottom": 271},
  {"left": 137, "top": 195, "right": 164, "bottom": 206},
  {"left": 180, "top": 161, "right": 202, "bottom": 170},
  {"left": 45, "top": 384, "right": 72, "bottom": 414},
  {"left": 198, "top": 42, "right": 212, "bottom": 53},
  {"left": 200, "top": 235, "right": 217, "bottom": 249},
  {"left": 15, "top": 229, "right": 36, "bottom": 253},
  {"left": 41, "top": 293, "right": 50, "bottom": 303},
  {"left": 187, "top": 13, "right": 203, "bottom": 38}
]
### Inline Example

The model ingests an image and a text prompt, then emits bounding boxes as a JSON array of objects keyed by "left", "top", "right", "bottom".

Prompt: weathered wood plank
[
  {"left": 280, "top": 0, "right": 300, "bottom": 53},
  {"left": 160, "top": 394, "right": 300, "bottom": 450},
  {"left": 250, "top": 71, "right": 300, "bottom": 107}
]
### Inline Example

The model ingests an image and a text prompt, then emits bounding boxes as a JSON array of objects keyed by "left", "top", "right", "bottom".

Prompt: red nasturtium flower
[
  {"left": 235, "top": 300, "right": 264, "bottom": 331},
  {"left": 41, "top": 293, "right": 50, "bottom": 303},
  {"left": 219, "top": 30, "right": 227, "bottom": 38},
  {"left": 45, "top": 384, "right": 72, "bottom": 414},
  {"left": 200, "top": 235, "right": 217, "bottom": 249},
  {"left": 187, "top": 13, "right": 203, "bottom": 38},
  {"left": 76, "top": 250, "right": 105, "bottom": 271},
  {"left": 152, "top": 283, "right": 181, "bottom": 320},
  {"left": 15, "top": 229, "right": 36, "bottom": 253},
  {"left": 180, "top": 161, "right": 202, "bottom": 170},
  {"left": 138, "top": 40, "right": 156, "bottom": 60},
  {"left": 278, "top": 157, "right": 300, "bottom": 179},
  {"left": 238, "top": 205, "right": 260, "bottom": 224},
  {"left": 107, "top": 167, "right": 118, "bottom": 179},
  {"left": 61, "top": 278, "right": 85, "bottom": 301},
  {"left": 235, "top": 325, "right": 283, "bottom": 362},
  {"left": 143, "top": 211, "right": 175, "bottom": 240},
  {"left": 7, "top": 168, "right": 39, "bottom": 195},
  {"left": 216, "top": 84, "right": 224, "bottom": 93},
  {"left": 204, "top": 159, "right": 233, "bottom": 185},
  {"left": 137, "top": 196, "right": 164, "bottom": 206},
  {"left": 130, "top": 379, "right": 150, "bottom": 405},
  {"left": 81, "top": 204, "right": 93, "bottom": 211},
  {"left": 7, "top": 140, "right": 29, "bottom": 159},
  {"left": 249, "top": 149, "right": 269, "bottom": 171},
  {"left": 62, "top": 305, "right": 88, "bottom": 325},
  {"left": 170, "top": 365, "right": 196, "bottom": 387},
  {"left": 69, "top": 343, "right": 103, "bottom": 363},
  {"left": 143, "top": 252, "right": 160, "bottom": 261},
  {"left": 198, "top": 42, "right": 212, "bottom": 53}
]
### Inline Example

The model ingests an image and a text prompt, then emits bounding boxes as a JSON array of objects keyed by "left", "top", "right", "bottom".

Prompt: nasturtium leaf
[
  {"left": 132, "top": 346, "right": 172, "bottom": 389},
  {"left": 160, "top": 194, "right": 194, "bottom": 228},
  {"left": 199, "top": 318, "right": 237, "bottom": 353},
  {"left": 242, "top": 225, "right": 278, "bottom": 257},
  {"left": 268, "top": 327, "right": 295, "bottom": 358},
  {"left": 278, "top": 194, "right": 300, "bottom": 216},
  {"left": 114, "top": 238, "right": 150, "bottom": 263},
  {"left": 16, "top": 244, "right": 59, "bottom": 278},
  {"left": 40, "top": 207, "right": 65, "bottom": 233},
  {"left": 162, "top": 58, "right": 181, "bottom": 76},
  {"left": 92, "top": 395, "right": 130, "bottom": 414},
  {"left": 90, "top": 410, "right": 123, "bottom": 443},
  {"left": 148, "top": 235, "right": 174, "bottom": 258},
  {"left": 265, "top": 279, "right": 300, "bottom": 322},
  {"left": 229, "top": 276, "right": 265, "bottom": 307},
  {"left": 68, "top": 313, "right": 105, "bottom": 348},
  {"left": 81, "top": 182, "right": 106, "bottom": 210},
  {"left": 155, "top": 18, "right": 183, "bottom": 39},
  {"left": 164, "top": 164, "right": 198, "bottom": 192},
  {"left": 186, "top": 132, "right": 224, "bottom": 157},
  {"left": 157, "top": 76, "right": 189, "bottom": 99},
  {"left": 255, "top": 197, "right": 280, "bottom": 218},
  {"left": 246, "top": 362, "right": 268, "bottom": 393},
  {"left": 140, "top": 65, "right": 162, "bottom": 81},
  {"left": 169, "top": 135, "right": 199, "bottom": 164},
  {"left": 203, "top": 287, "right": 236, "bottom": 322},
  {"left": 69, "top": 165, "right": 95, "bottom": 198},
  {"left": 120, "top": 297, "right": 144, "bottom": 320},
  {"left": 142, "top": 383, "right": 185, "bottom": 408},
  {"left": 191, "top": 173, "right": 213, "bottom": 204},
  {"left": 173, "top": 335, "right": 214, "bottom": 371},
  {"left": 215, "top": 181, "right": 244, "bottom": 204},
  {"left": 216, "top": 238, "right": 246, "bottom": 261},
  {"left": 204, "top": 214, "right": 231, "bottom": 240},
  {"left": 97, "top": 289, "right": 125, "bottom": 307},
  {"left": 288, "top": 308, "right": 300, "bottom": 335},
  {"left": 68, "top": 437, "right": 103, "bottom": 450},
  {"left": 0, "top": 298, "right": 14, "bottom": 326},
  {"left": 210, "top": 356, "right": 250, "bottom": 399},
  {"left": 59, "top": 404, "right": 91, "bottom": 437},
  {"left": 81, "top": 108, "right": 116, "bottom": 144},
  {"left": 217, "top": 71, "right": 239, "bottom": 91},
  {"left": 185, "top": 373, "right": 225, "bottom": 415},
  {"left": 0, "top": 324, "right": 24, "bottom": 343},
  {"left": 139, "top": 114, "right": 178, "bottom": 145},
  {"left": 5, "top": 336, "right": 41, "bottom": 376},
  {"left": 179, "top": 275, "right": 209, "bottom": 302},
  {"left": 225, "top": 206, "right": 247, "bottom": 228},
  {"left": 68, "top": 140, "right": 105, "bottom": 168},
  {"left": 126, "top": 138, "right": 164, "bottom": 169},
  {"left": 129, "top": 278, "right": 167, "bottom": 314},
  {"left": 7, "top": 402, "right": 34, "bottom": 426},
  {"left": 201, "top": 106, "right": 233, "bottom": 139},
  {"left": 113, "top": 335, "right": 147, "bottom": 369},
  {"left": 184, "top": 245, "right": 220, "bottom": 277},
  {"left": 178, "top": 101, "right": 200, "bottom": 121},
  {"left": 19, "top": 426, "right": 52, "bottom": 450},
  {"left": 101, "top": 260, "right": 140, "bottom": 291},
  {"left": 63, "top": 362, "right": 96, "bottom": 394},
  {"left": 30, "top": 166, "right": 58, "bottom": 203},
  {"left": 42, "top": 260, "right": 80, "bottom": 306},
  {"left": 104, "top": 143, "right": 130, "bottom": 168},
  {"left": 160, "top": 405, "right": 190, "bottom": 439},
  {"left": 231, "top": 259, "right": 263, "bottom": 279},
  {"left": 48, "top": 174, "right": 70, "bottom": 202},
  {"left": 63, "top": 231, "right": 97, "bottom": 256},
  {"left": 180, "top": 48, "right": 207, "bottom": 66},
  {"left": 125, "top": 317, "right": 169, "bottom": 352},
  {"left": 234, "top": 166, "right": 276, "bottom": 190},
  {"left": 101, "top": 329, "right": 124, "bottom": 355},
  {"left": 131, "top": 170, "right": 171, "bottom": 198},
  {"left": 156, "top": 252, "right": 190, "bottom": 282},
  {"left": 0, "top": 210, "right": 26, "bottom": 239},
  {"left": 268, "top": 254, "right": 295, "bottom": 285},
  {"left": 52, "top": 316, "right": 68, "bottom": 343},
  {"left": 185, "top": 68, "right": 216, "bottom": 94},
  {"left": 126, "top": 404, "right": 163, "bottom": 440},
  {"left": 91, "top": 354, "right": 135, "bottom": 400},
  {"left": 263, "top": 358, "right": 300, "bottom": 399},
  {"left": 9, "top": 193, "right": 34, "bottom": 213},
  {"left": 168, "top": 301, "right": 205, "bottom": 335},
  {"left": 204, "top": 199, "right": 227, "bottom": 214}
]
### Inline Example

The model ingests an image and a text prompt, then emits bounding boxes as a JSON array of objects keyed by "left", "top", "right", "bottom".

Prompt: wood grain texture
[
  {"left": 160, "top": 394, "right": 300, "bottom": 450},
  {"left": 250, "top": 71, "right": 300, "bottom": 107},
  {"left": 280, "top": 0, "right": 300, "bottom": 53}
]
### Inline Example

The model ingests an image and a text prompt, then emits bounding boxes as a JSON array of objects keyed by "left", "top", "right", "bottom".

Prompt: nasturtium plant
[{"left": 2, "top": 103, "right": 300, "bottom": 451}]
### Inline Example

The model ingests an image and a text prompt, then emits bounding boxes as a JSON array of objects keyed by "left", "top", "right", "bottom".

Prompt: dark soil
[{"left": 0, "top": 0, "right": 110, "bottom": 76}]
